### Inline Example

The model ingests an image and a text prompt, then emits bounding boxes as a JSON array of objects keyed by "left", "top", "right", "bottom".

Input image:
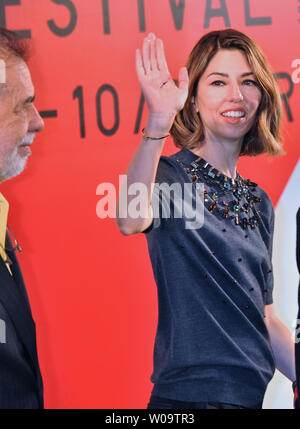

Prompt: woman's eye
[
  {"left": 211, "top": 80, "right": 225, "bottom": 86},
  {"left": 243, "top": 79, "right": 258, "bottom": 86},
  {"left": 210, "top": 79, "right": 259, "bottom": 87}
]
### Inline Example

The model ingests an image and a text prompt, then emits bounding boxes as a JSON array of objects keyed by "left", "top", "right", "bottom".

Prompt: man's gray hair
[{"left": 0, "top": 27, "right": 29, "bottom": 61}]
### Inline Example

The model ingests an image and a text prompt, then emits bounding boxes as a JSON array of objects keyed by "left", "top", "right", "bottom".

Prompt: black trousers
[{"left": 147, "top": 395, "right": 249, "bottom": 409}]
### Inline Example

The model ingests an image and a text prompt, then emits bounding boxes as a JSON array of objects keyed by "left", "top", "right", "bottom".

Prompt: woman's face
[{"left": 194, "top": 49, "right": 262, "bottom": 144}]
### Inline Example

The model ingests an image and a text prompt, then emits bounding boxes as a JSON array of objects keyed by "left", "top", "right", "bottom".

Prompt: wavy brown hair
[{"left": 171, "top": 29, "right": 283, "bottom": 156}]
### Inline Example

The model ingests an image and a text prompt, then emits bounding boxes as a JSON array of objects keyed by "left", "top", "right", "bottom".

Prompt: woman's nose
[{"left": 228, "top": 83, "right": 244, "bottom": 102}]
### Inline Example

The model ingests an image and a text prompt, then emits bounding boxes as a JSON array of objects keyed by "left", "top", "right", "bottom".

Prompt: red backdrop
[{"left": 1, "top": 0, "right": 299, "bottom": 408}]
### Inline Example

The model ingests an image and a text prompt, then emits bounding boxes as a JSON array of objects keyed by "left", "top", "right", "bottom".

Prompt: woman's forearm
[
  {"left": 116, "top": 112, "right": 176, "bottom": 235},
  {"left": 116, "top": 133, "right": 165, "bottom": 235},
  {"left": 267, "top": 315, "right": 296, "bottom": 381}
]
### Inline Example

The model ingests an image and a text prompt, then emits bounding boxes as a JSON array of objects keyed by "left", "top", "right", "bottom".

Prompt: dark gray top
[{"left": 143, "top": 148, "right": 275, "bottom": 408}]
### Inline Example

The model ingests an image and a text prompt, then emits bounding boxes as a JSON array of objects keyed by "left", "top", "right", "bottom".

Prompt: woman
[{"left": 116, "top": 29, "right": 295, "bottom": 409}]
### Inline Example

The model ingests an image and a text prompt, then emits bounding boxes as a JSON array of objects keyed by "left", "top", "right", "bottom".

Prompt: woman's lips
[
  {"left": 221, "top": 115, "right": 246, "bottom": 124},
  {"left": 220, "top": 109, "right": 246, "bottom": 124}
]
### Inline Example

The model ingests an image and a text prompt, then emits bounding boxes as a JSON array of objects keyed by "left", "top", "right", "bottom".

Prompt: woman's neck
[{"left": 190, "top": 134, "right": 242, "bottom": 180}]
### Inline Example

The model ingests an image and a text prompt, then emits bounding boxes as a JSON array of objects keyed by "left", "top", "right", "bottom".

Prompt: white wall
[{"left": 263, "top": 159, "right": 300, "bottom": 409}]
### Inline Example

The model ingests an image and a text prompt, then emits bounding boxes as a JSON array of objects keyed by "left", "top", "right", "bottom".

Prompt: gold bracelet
[{"left": 142, "top": 128, "right": 170, "bottom": 140}]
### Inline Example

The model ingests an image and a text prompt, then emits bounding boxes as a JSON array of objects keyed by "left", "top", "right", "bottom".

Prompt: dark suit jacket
[
  {"left": 0, "top": 236, "right": 43, "bottom": 408},
  {"left": 296, "top": 207, "right": 300, "bottom": 407}
]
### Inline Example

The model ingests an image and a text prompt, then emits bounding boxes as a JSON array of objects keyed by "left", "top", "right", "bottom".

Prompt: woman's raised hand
[{"left": 136, "top": 33, "right": 189, "bottom": 134}]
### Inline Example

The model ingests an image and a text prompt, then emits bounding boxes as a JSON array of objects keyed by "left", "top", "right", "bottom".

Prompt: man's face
[{"left": 0, "top": 55, "right": 44, "bottom": 182}]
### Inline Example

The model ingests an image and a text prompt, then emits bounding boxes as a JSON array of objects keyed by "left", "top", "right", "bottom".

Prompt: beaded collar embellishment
[{"left": 177, "top": 156, "right": 262, "bottom": 231}]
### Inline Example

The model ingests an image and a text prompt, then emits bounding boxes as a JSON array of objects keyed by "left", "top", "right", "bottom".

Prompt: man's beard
[
  {"left": 0, "top": 148, "right": 29, "bottom": 182},
  {"left": 0, "top": 133, "right": 35, "bottom": 182}
]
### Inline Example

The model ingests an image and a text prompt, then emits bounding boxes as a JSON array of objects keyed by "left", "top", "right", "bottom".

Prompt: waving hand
[{"left": 136, "top": 33, "right": 189, "bottom": 132}]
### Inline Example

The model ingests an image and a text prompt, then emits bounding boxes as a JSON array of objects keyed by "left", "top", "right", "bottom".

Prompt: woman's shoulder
[
  {"left": 256, "top": 186, "right": 274, "bottom": 212},
  {"left": 250, "top": 183, "right": 274, "bottom": 230},
  {"left": 254, "top": 185, "right": 274, "bottom": 209},
  {"left": 159, "top": 148, "right": 194, "bottom": 165},
  {"left": 238, "top": 172, "right": 274, "bottom": 210},
  {"left": 155, "top": 149, "right": 192, "bottom": 183}
]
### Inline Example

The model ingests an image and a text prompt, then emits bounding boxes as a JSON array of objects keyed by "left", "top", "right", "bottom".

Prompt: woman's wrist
[
  {"left": 145, "top": 112, "right": 176, "bottom": 137},
  {"left": 142, "top": 128, "right": 170, "bottom": 141}
]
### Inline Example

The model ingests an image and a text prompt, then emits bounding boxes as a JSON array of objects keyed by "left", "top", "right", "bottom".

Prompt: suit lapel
[
  {"left": 6, "top": 243, "right": 32, "bottom": 314},
  {"left": 0, "top": 254, "right": 38, "bottom": 374}
]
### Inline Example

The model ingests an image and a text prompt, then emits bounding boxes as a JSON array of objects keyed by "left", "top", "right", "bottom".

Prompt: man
[{"left": 0, "top": 28, "right": 44, "bottom": 408}]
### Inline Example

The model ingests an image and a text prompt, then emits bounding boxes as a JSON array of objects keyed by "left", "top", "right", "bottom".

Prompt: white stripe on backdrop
[{"left": 263, "top": 159, "right": 300, "bottom": 409}]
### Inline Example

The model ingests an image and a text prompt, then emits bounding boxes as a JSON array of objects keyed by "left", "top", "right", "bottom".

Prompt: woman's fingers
[
  {"left": 178, "top": 66, "right": 189, "bottom": 92},
  {"left": 142, "top": 35, "right": 152, "bottom": 73},
  {"left": 136, "top": 48, "right": 145, "bottom": 78},
  {"left": 156, "top": 38, "right": 169, "bottom": 73},
  {"left": 136, "top": 34, "right": 188, "bottom": 114},
  {"left": 140, "top": 33, "right": 162, "bottom": 74},
  {"left": 137, "top": 34, "right": 171, "bottom": 76},
  {"left": 149, "top": 35, "right": 158, "bottom": 72}
]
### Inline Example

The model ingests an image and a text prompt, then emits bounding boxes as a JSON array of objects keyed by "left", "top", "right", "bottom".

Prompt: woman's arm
[
  {"left": 265, "top": 303, "right": 296, "bottom": 381},
  {"left": 116, "top": 33, "right": 188, "bottom": 235}
]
